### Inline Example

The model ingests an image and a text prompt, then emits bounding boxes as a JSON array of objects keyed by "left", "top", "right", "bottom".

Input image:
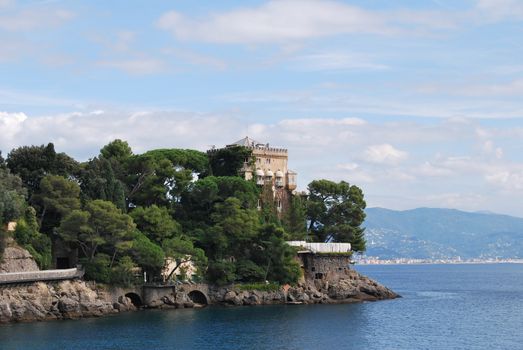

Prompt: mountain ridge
[{"left": 363, "top": 207, "right": 523, "bottom": 260}]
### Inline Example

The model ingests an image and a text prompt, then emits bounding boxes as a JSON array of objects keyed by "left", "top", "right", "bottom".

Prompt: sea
[{"left": 1, "top": 263, "right": 522, "bottom": 350}]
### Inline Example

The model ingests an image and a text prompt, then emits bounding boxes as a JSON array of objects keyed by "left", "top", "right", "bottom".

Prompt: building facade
[{"left": 210, "top": 136, "right": 298, "bottom": 215}]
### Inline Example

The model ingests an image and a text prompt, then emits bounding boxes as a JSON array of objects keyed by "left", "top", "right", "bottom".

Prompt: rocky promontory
[
  {"left": 209, "top": 268, "right": 398, "bottom": 306},
  {"left": 1, "top": 246, "right": 398, "bottom": 324}
]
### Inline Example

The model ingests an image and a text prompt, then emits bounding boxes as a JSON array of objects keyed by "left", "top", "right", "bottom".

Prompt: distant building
[{"left": 209, "top": 136, "right": 298, "bottom": 216}]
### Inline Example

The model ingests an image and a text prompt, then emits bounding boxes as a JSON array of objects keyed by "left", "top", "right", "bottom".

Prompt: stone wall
[{"left": 300, "top": 253, "right": 352, "bottom": 284}]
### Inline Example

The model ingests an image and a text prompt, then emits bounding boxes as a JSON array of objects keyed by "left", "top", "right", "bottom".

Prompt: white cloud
[
  {"left": 0, "top": 7, "right": 74, "bottom": 31},
  {"left": 485, "top": 170, "right": 523, "bottom": 191},
  {"left": 0, "top": 111, "right": 27, "bottom": 148},
  {"left": 364, "top": 144, "right": 408, "bottom": 164},
  {"left": 290, "top": 52, "right": 388, "bottom": 71},
  {"left": 475, "top": 0, "right": 523, "bottom": 21},
  {"left": 98, "top": 59, "right": 167, "bottom": 75},
  {"left": 157, "top": 1, "right": 390, "bottom": 44}
]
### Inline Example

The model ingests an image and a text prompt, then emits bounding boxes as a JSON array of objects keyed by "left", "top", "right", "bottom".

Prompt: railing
[{"left": 0, "top": 268, "right": 84, "bottom": 285}]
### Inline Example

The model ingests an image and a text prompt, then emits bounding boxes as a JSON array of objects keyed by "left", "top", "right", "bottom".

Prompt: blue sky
[{"left": 2, "top": 0, "right": 523, "bottom": 216}]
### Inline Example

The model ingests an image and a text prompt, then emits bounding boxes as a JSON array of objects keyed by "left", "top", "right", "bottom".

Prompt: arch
[
  {"left": 188, "top": 290, "right": 208, "bottom": 306},
  {"left": 125, "top": 292, "right": 143, "bottom": 308}
]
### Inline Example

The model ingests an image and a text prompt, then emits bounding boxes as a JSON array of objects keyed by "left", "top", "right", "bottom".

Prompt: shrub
[
  {"left": 237, "top": 282, "right": 280, "bottom": 292},
  {"left": 235, "top": 259, "right": 265, "bottom": 282},
  {"left": 206, "top": 260, "right": 236, "bottom": 285},
  {"left": 83, "top": 254, "right": 111, "bottom": 283}
]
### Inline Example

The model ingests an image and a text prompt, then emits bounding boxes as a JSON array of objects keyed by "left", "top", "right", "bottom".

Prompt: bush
[
  {"left": 235, "top": 259, "right": 265, "bottom": 282},
  {"left": 206, "top": 260, "right": 236, "bottom": 285},
  {"left": 83, "top": 254, "right": 111, "bottom": 283},
  {"left": 0, "top": 228, "right": 6, "bottom": 260},
  {"left": 237, "top": 282, "right": 280, "bottom": 292},
  {"left": 13, "top": 211, "right": 52, "bottom": 270},
  {"left": 110, "top": 256, "right": 137, "bottom": 287}
]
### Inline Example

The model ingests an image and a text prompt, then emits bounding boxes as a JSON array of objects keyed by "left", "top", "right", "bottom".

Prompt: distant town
[{"left": 355, "top": 256, "right": 523, "bottom": 265}]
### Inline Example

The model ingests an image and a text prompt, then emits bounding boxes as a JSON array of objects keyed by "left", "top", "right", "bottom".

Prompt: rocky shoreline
[
  {"left": 0, "top": 269, "right": 398, "bottom": 324},
  {"left": 0, "top": 245, "right": 398, "bottom": 324}
]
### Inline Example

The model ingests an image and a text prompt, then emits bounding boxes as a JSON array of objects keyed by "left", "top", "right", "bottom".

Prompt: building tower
[{"left": 210, "top": 136, "right": 297, "bottom": 215}]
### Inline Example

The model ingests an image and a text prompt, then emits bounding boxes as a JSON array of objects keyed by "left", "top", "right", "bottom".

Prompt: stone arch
[
  {"left": 188, "top": 290, "right": 208, "bottom": 306},
  {"left": 125, "top": 292, "right": 143, "bottom": 307}
]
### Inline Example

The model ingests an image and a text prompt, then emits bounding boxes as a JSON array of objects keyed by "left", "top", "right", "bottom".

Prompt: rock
[
  {"left": 0, "top": 280, "right": 121, "bottom": 323},
  {"left": 0, "top": 246, "right": 39, "bottom": 273}
]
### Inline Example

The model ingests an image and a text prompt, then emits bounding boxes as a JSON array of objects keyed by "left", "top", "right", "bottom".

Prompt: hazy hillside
[{"left": 364, "top": 208, "right": 523, "bottom": 259}]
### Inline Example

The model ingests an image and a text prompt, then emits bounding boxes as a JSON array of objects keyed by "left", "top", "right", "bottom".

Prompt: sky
[{"left": 1, "top": 0, "right": 523, "bottom": 216}]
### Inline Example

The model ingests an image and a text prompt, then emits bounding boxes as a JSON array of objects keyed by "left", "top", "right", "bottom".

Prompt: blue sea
[{"left": 1, "top": 264, "right": 522, "bottom": 350}]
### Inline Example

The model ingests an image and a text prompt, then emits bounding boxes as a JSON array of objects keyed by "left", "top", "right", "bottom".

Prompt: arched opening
[
  {"left": 125, "top": 292, "right": 143, "bottom": 308},
  {"left": 188, "top": 290, "right": 208, "bottom": 306}
]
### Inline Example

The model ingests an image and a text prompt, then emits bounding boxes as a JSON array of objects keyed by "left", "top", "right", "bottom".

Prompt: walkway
[{"left": 0, "top": 268, "right": 84, "bottom": 285}]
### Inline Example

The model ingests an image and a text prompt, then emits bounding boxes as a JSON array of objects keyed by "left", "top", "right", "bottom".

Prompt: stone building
[
  {"left": 209, "top": 136, "right": 298, "bottom": 216},
  {"left": 287, "top": 241, "right": 353, "bottom": 283}
]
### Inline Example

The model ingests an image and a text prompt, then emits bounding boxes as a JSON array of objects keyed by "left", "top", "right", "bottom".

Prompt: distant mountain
[{"left": 363, "top": 207, "right": 523, "bottom": 259}]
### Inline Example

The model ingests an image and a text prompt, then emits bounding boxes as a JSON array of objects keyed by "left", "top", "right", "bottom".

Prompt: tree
[
  {"left": 162, "top": 236, "right": 207, "bottom": 283},
  {"left": 33, "top": 175, "right": 81, "bottom": 234},
  {"left": 6, "top": 143, "right": 78, "bottom": 198},
  {"left": 129, "top": 230, "right": 165, "bottom": 276},
  {"left": 58, "top": 200, "right": 135, "bottom": 265},
  {"left": 306, "top": 179, "right": 367, "bottom": 252},
  {"left": 179, "top": 176, "right": 259, "bottom": 230},
  {"left": 130, "top": 205, "right": 181, "bottom": 244},
  {"left": 100, "top": 139, "right": 133, "bottom": 162},
  {"left": 283, "top": 195, "right": 307, "bottom": 240},
  {"left": 252, "top": 224, "right": 301, "bottom": 284},
  {"left": 0, "top": 167, "right": 26, "bottom": 225},
  {"left": 208, "top": 145, "right": 252, "bottom": 177},
  {"left": 0, "top": 151, "right": 6, "bottom": 169},
  {"left": 124, "top": 149, "right": 208, "bottom": 209},
  {"left": 78, "top": 157, "right": 126, "bottom": 210},
  {"left": 14, "top": 207, "right": 51, "bottom": 269}
]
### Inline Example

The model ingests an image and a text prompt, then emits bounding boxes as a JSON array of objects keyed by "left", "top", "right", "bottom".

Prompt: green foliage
[
  {"left": 14, "top": 207, "right": 51, "bottom": 269},
  {"left": 237, "top": 282, "right": 280, "bottom": 292},
  {"left": 100, "top": 139, "right": 133, "bottom": 161},
  {"left": 2, "top": 138, "right": 369, "bottom": 287},
  {"left": 208, "top": 145, "right": 252, "bottom": 177},
  {"left": 0, "top": 228, "right": 6, "bottom": 260},
  {"left": 130, "top": 205, "right": 181, "bottom": 244},
  {"left": 235, "top": 259, "right": 265, "bottom": 282},
  {"left": 125, "top": 149, "right": 208, "bottom": 208},
  {"left": 110, "top": 256, "right": 137, "bottom": 287},
  {"left": 283, "top": 195, "right": 307, "bottom": 240},
  {"left": 0, "top": 167, "right": 26, "bottom": 225},
  {"left": 162, "top": 236, "right": 207, "bottom": 281},
  {"left": 6, "top": 143, "right": 78, "bottom": 198},
  {"left": 259, "top": 184, "right": 279, "bottom": 225},
  {"left": 253, "top": 224, "right": 301, "bottom": 284},
  {"left": 0, "top": 151, "right": 5, "bottom": 169},
  {"left": 83, "top": 253, "right": 112, "bottom": 283},
  {"left": 129, "top": 230, "right": 165, "bottom": 274},
  {"left": 206, "top": 260, "right": 236, "bottom": 286},
  {"left": 78, "top": 157, "right": 126, "bottom": 211},
  {"left": 59, "top": 200, "right": 135, "bottom": 263},
  {"left": 34, "top": 175, "right": 81, "bottom": 234},
  {"left": 306, "top": 179, "right": 367, "bottom": 252}
]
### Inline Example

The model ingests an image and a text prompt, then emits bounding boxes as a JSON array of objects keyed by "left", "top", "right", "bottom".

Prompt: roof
[{"left": 228, "top": 136, "right": 264, "bottom": 148}]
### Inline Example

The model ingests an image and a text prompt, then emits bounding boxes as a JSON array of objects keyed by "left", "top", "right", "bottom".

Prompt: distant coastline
[{"left": 355, "top": 258, "right": 523, "bottom": 265}]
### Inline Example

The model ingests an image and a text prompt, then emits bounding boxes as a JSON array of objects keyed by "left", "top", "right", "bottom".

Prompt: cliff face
[
  {"left": 0, "top": 280, "right": 136, "bottom": 323},
  {"left": 0, "top": 246, "right": 39, "bottom": 273}
]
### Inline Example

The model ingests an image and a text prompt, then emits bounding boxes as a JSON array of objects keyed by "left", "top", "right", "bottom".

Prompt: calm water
[{"left": 1, "top": 264, "right": 522, "bottom": 350}]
